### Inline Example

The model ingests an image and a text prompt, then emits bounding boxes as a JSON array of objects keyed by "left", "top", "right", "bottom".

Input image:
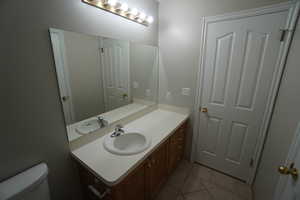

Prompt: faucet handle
[
  {"left": 115, "top": 124, "right": 123, "bottom": 129},
  {"left": 115, "top": 124, "right": 124, "bottom": 132},
  {"left": 97, "top": 116, "right": 104, "bottom": 121}
]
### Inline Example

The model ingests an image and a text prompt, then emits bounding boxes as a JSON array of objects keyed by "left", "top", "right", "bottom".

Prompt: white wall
[
  {"left": 63, "top": 31, "right": 105, "bottom": 122},
  {"left": 2, "top": 0, "right": 158, "bottom": 199},
  {"left": 253, "top": 17, "right": 300, "bottom": 200}
]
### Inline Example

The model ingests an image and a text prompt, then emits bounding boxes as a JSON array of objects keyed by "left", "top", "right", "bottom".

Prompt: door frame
[
  {"left": 274, "top": 122, "right": 300, "bottom": 200},
  {"left": 191, "top": 1, "right": 300, "bottom": 184}
]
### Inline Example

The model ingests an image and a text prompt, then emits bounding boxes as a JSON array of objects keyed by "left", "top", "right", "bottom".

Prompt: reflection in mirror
[{"left": 49, "top": 28, "right": 158, "bottom": 141}]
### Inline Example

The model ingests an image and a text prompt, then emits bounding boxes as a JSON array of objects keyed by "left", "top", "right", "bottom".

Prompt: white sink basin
[
  {"left": 103, "top": 132, "right": 151, "bottom": 155},
  {"left": 75, "top": 119, "right": 100, "bottom": 135}
]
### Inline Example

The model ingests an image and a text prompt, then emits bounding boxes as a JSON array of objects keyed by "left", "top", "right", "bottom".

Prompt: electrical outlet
[
  {"left": 182, "top": 88, "right": 191, "bottom": 96},
  {"left": 166, "top": 91, "right": 172, "bottom": 100}
]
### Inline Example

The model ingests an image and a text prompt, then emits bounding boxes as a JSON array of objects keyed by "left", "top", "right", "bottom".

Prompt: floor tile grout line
[
  {"left": 157, "top": 160, "right": 252, "bottom": 200},
  {"left": 200, "top": 179, "right": 217, "bottom": 200}
]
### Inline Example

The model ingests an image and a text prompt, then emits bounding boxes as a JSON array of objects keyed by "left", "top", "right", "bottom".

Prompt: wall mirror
[{"left": 49, "top": 28, "right": 159, "bottom": 142}]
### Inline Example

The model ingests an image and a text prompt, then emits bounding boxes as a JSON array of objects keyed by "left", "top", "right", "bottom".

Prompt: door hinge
[
  {"left": 250, "top": 158, "right": 254, "bottom": 167},
  {"left": 280, "top": 29, "right": 293, "bottom": 42},
  {"left": 280, "top": 29, "right": 287, "bottom": 42}
]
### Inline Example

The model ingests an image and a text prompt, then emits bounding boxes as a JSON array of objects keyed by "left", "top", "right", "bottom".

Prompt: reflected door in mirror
[{"left": 101, "top": 38, "right": 130, "bottom": 112}]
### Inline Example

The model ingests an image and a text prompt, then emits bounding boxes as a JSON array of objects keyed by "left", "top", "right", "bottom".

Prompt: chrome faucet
[
  {"left": 111, "top": 124, "right": 124, "bottom": 137},
  {"left": 97, "top": 116, "right": 107, "bottom": 128}
]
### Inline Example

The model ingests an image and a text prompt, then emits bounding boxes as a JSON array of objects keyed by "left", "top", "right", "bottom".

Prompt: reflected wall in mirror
[{"left": 49, "top": 28, "right": 159, "bottom": 141}]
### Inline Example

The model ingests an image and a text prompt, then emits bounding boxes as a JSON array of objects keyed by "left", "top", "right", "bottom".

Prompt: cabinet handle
[
  {"left": 147, "top": 162, "right": 152, "bottom": 168},
  {"left": 152, "top": 159, "right": 156, "bottom": 165},
  {"left": 88, "top": 185, "right": 110, "bottom": 199}
]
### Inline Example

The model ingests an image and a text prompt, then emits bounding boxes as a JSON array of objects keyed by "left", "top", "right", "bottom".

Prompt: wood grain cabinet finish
[
  {"left": 114, "top": 163, "right": 147, "bottom": 200},
  {"left": 146, "top": 141, "right": 168, "bottom": 199},
  {"left": 168, "top": 123, "right": 186, "bottom": 174},
  {"left": 77, "top": 121, "right": 187, "bottom": 200}
]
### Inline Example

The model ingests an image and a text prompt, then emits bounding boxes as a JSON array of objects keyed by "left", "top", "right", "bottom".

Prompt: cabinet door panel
[
  {"left": 168, "top": 123, "right": 187, "bottom": 174},
  {"left": 115, "top": 163, "right": 146, "bottom": 200},
  {"left": 147, "top": 141, "right": 168, "bottom": 199},
  {"left": 77, "top": 164, "right": 112, "bottom": 200}
]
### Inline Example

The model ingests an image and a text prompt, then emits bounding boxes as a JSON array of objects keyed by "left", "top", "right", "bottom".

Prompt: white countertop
[{"left": 71, "top": 108, "right": 189, "bottom": 186}]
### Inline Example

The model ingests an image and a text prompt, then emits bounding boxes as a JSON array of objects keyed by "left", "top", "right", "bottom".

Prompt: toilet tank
[{"left": 0, "top": 163, "right": 51, "bottom": 200}]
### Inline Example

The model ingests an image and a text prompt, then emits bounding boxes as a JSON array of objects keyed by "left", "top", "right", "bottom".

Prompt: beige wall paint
[
  {"left": 253, "top": 17, "right": 300, "bottom": 200},
  {"left": 2, "top": 0, "right": 158, "bottom": 199}
]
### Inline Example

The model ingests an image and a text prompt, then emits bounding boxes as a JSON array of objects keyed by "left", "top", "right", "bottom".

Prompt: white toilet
[{"left": 0, "top": 163, "right": 51, "bottom": 200}]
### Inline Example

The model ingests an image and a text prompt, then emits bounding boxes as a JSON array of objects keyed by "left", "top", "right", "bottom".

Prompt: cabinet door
[
  {"left": 114, "top": 163, "right": 146, "bottom": 200},
  {"left": 146, "top": 141, "right": 168, "bottom": 199},
  {"left": 77, "top": 164, "right": 112, "bottom": 200},
  {"left": 168, "top": 123, "right": 186, "bottom": 174}
]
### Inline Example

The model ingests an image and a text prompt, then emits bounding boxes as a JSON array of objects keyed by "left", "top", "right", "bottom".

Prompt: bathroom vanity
[
  {"left": 49, "top": 27, "right": 189, "bottom": 200},
  {"left": 71, "top": 109, "right": 189, "bottom": 200}
]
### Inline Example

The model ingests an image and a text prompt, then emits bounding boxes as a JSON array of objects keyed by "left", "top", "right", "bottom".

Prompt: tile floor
[{"left": 155, "top": 160, "right": 253, "bottom": 200}]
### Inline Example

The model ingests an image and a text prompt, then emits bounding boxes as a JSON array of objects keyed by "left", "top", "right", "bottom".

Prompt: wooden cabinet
[
  {"left": 146, "top": 141, "right": 168, "bottom": 199},
  {"left": 77, "top": 120, "right": 187, "bottom": 200},
  {"left": 77, "top": 164, "right": 113, "bottom": 200},
  {"left": 114, "top": 163, "right": 147, "bottom": 200},
  {"left": 168, "top": 123, "right": 186, "bottom": 174}
]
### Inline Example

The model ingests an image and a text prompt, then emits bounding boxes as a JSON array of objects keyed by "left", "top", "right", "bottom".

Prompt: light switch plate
[
  {"left": 133, "top": 81, "right": 139, "bottom": 89},
  {"left": 182, "top": 88, "right": 191, "bottom": 96},
  {"left": 146, "top": 89, "right": 151, "bottom": 97}
]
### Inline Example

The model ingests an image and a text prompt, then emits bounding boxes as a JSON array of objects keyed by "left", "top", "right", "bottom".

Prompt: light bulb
[
  {"left": 107, "top": 0, "right": 117, "bottom": 6},
  {"left": 120, "top": 2, "right": 128, "bottom": 11},
  {"left": 146, "top": 16, "right": 154, "bottom": 23},
  {"left": 139, "top": 12, "right": 146, "bottom": 20},
  {"left": 130, "top": 8, "right": 138, "bottom": 16}
]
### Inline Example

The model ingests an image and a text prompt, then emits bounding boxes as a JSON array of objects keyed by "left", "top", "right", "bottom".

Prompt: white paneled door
[
  {"left": 196, "top": 4, "right": 294, "bottom": 181},
  {"left": 101, "top": 38, "right": 130, "bottom": 111}
]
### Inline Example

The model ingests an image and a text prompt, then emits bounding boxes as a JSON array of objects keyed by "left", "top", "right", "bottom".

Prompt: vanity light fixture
[
  {"left": 119, "top": 2, "right": 128, "bottom": 11},
  {"left": 130, "top": 8, "right": 138, "bottom": 16},
  {"left": 139, "top": 12, "right": 146, "bottom": 20},
  {"left": 107, "top": 0, "right": 117, "bottom": 6},
  {"left": 146, "top": 16, "right": 154, "bottom": 24},
  {"left": 82, "top": 0, "right": 153, "bottom": 26}
]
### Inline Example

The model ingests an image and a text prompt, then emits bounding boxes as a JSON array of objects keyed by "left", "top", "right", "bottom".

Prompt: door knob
[
  {"left": 278, "top": 163, "right": 299, "bottom": 180},
  {"left": 200, "top": 107, "right": 208, "bottom": 113}
]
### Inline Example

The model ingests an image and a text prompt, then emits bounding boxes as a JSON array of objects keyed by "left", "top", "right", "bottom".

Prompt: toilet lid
[{"left": 0, "top": 163, "right": 48, "bottom": 200}]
